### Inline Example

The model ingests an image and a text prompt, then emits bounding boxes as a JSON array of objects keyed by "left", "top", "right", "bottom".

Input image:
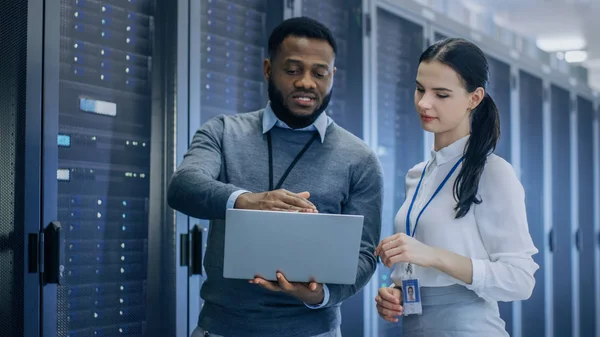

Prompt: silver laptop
[{"left": 223, "top": 209, "right": 364, "bottom": 285}]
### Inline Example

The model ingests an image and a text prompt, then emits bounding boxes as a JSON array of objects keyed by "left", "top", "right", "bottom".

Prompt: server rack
[
  {"left": 576, "top": 95, "right": 596, "bottom": 335},
  {"left": 550, "top": 83, "right": 573, "bottom": 336},
  {"left": 518, "top": 70, "right": 546, "bottom": 337},
  {"left": 0, "top": 0, "right": 45, "bottom": 337},
  {"left": 487, "top": 56, "right": 512, "bottom": 162},
  {"left": 34, "top": 0, "right": 180, "bottom": 336}
]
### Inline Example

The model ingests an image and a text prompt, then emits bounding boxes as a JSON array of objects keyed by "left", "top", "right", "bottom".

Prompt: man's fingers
[
  {"left": 271, "top": 200, "right": 304, "bottom": 212},
  {"left": 282, "top": 193, "right": 316, "bottom": 210},
  {"left": 280, "top": 190, "right": 316, "bottom": 208},
  {"left": 250, "top": 277, "right": 281, "bottom": 292},
  {"left": 276, "top": 272, "right": 295, "bottom": 292},
  {"left": 295, "top": 191, "right": 311, "bottom": 199},
  {"left": 270, "top": 207, "right": 293, "bottom": 212},
  {"left": 308, "top": 281, "right": 319, "bottom": 291}
]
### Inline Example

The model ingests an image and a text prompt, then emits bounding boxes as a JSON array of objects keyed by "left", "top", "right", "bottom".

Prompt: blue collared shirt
[
  {"left": 261, "top": 101, "right": 331, "bottom": 143},
  {"left": 226, "top": 102, "right": 332, "bottom": 309}
]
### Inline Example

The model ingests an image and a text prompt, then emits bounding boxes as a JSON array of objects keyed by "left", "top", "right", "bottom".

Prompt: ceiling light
[
  {"left": 565, "top": 50, "right": 588, "bottom": 63},
  {"left": 536, "top": 37, "right": 586, "bottom": 52}
]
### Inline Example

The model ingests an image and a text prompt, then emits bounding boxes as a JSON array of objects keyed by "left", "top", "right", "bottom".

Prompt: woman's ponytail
[{"left": 453, "top": 93, "right": 500, "bottom": 218}]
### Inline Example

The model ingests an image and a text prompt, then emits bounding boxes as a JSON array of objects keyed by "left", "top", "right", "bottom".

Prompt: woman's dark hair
[{"left": 419, "top": 38, "right": 500, "bottom": 219}]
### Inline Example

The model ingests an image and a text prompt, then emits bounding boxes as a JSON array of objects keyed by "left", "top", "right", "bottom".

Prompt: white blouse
[{"left": 390, "top": 135, "right": 539, "bottom": 303}]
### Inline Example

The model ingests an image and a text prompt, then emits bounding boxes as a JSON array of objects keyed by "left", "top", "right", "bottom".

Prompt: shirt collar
[
  {"left": 430, "top": 134, "right": 470, "bottom": 166},
  {"left": 262, "top": 102, "right": 330, "bottom": 143}
]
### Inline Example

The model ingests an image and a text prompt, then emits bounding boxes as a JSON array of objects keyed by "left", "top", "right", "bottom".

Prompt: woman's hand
[
  {"left": 375, "top": 233, "right": 439, "bottom": 268},
  {"left": 375, "top": 286, "right": 403, "bottom": 323}
]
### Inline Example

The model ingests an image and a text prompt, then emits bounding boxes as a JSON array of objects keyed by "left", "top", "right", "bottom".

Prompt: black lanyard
[{"left": 267, "top": 131, "right": 320, "bottom": 190}]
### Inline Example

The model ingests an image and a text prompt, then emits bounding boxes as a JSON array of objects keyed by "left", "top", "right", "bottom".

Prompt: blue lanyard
[{"left": 405, "top": 157, "right": 464, "bottom": 237}]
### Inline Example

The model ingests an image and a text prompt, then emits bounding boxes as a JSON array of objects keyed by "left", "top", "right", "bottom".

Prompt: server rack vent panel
[
  {"left": 302, "top": 0, "right": 350, "bottom": 132},
  {"left": 199, "top": 0, "right": 268, "bottom": 123},
  {"left": 577, "top": 96, "right": 596, "bottom": 336},
  {"left": 486, "top": 56, "right": 511, "bottom": 161},
  {"left": 0, "top": 0, "right": 28, "bottom": 336},
  {"left": 550, "top": 83, "right": 572, "bottom": 337},
  {"left": 57, "top": 0, "right": 153, "bottom": 336},
  {"left": 519, "top": 70, "right": 546, "bottom": 337}
]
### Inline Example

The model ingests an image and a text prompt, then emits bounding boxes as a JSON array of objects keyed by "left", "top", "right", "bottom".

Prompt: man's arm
[
  {"left": 167, "top": 116, "right": 319, "bottom": 220},
  {"left": 167, "top": 116, "right": 245, "bottom": 220},
  {"left": 324, "top": 151, "right": 384, "bottom": 307}
]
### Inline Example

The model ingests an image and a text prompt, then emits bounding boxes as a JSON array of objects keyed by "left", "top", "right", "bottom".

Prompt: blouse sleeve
[{"left": 467, "top": 156, "right": 540, "bottom": 302}]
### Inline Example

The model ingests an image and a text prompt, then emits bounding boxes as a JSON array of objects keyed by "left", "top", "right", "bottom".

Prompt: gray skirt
[{"left": 401, "top": 285, "right": 509, "bottom": 337}]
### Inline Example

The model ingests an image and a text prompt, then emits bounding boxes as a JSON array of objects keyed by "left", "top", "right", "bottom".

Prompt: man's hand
[
  {"left": 235, "top": 189, "right": 318, "bottom": 213},
  {"left": 250, "top": 272, "right": 324, "bottom": 305},
  {"left": 375, "top": 286, "right": 403, "bottom": 323}
]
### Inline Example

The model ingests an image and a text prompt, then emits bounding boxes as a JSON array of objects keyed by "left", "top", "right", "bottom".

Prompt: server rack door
[
  {"left": 300, "top": 0, "right": 364, "bottom": 139},
  {"left": 577, "top": 96, "right": 596, "bottom": 336},
  {"left": 518, "top": 70, "right": 545, "bottom": 337},
  {"left": 299, "top": 1, "right": 364, "bottom": 335},
  {"left": 196, "top": 0, "right": 273, "bottom": 126},
  {"left": 375, "top": 7, "right": 424, "bottom": 337},
  {"left": 0, "top": 0, "right": 44, "bottom": 336},
  {"left": 187, "top": 0, "right": 283, "bottom": 329},
  {"left": 486, "top": 56, "right": 515, "bottom": 335},
  {"left": 42, "top": 1, "right": 160, "bottom": 336},
  {"left": 550, "top": 84, "right": 573, "bottom": 337},
  {"left": 486, "top": 56, "right": 511, "bottom": 162}
]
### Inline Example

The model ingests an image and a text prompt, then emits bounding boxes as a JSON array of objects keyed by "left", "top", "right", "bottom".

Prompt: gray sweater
[{"left": 167, "top": 110, "right": 383, "bottom": 337}]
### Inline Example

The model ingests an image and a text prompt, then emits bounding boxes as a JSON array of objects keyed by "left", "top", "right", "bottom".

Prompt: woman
[
  {"left": 374, "top": 38, "right": 539, "bottom": 336},
  {"left": 406, "top": 286, "right": 415, "bottom": 302}
]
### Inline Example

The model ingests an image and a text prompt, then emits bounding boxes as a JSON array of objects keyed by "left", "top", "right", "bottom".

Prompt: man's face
[{"left": 264, "top": 36, "right": 336, "bottom": 128}]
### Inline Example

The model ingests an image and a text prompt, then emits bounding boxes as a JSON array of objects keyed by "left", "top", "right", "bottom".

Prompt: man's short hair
[{"left": 267, "top": 16, "right": 337, "bottom": 60}]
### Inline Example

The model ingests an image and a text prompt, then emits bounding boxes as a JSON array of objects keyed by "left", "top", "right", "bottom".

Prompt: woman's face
[
  {"left": 408, "top": 287, "right": 414, "bottom": 295},
  {"left": 414, "top": 61, "right": 482, "bottom": 136}
]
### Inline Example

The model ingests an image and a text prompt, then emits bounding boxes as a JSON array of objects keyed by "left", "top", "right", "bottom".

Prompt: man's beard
[{"left": 267, "top": 77, "right": 332, "bottom": 129}]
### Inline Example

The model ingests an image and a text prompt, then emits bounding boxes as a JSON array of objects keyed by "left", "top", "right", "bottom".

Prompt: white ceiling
[{"left": 460, "top": 0, "right": 600, "bottom": 90}]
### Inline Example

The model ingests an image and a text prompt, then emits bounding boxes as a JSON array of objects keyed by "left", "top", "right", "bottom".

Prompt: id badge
[{"left": 401, "top": 264, "right": 422, "bottom": 316}]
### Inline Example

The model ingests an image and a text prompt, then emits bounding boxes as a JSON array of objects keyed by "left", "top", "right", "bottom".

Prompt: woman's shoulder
[
  {"left": 406, "top": 161, "right": 427, "bottom": 180},
  {"left": 404, "top": 161, "right": 427, "bottom": 184},
  {"left": 483, "top": 154, "right": 516, "bottom": 176},
  {"left": 480, "top": 153, "right": 522, "bottom": 190}
]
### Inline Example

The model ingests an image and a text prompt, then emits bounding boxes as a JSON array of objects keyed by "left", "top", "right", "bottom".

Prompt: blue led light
[
  {"left": 58, "top": 134, "right": 71, "bottom": 147},
  {"left": 57, "top": 169, "right": 70, "bottom": 181},
  {"left": 79, "top": 98, "right": 117, "bottom": 116}
]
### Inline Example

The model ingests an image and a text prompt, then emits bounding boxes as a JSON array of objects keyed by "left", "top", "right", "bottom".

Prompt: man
[{"left": 167, "top": 17, "right": 383, "bottom": 337}]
